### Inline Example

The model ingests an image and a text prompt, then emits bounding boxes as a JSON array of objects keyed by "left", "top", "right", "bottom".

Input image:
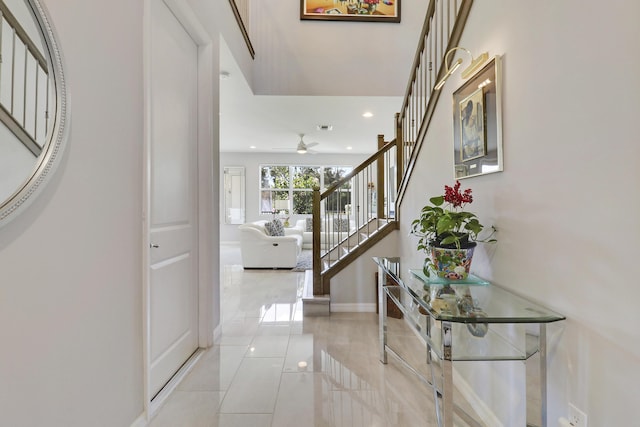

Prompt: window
[
  {"left": 260, "top": 166, "right": 289, "bottom": 214},
  {"left": 292, "top": 166, "right": 320, "bottom": 214},
  {"left": 323, "top": 166, "right": 352, "bottom": 213},
  {"left": 259, "top": 165, "right": 352, "bottom": 215}
]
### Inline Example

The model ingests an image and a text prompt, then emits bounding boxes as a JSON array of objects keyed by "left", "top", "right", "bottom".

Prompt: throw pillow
[
  {"left": 333, "top": 218, "right": 350, "bottom": 232},
  {"left": 264, "top": 219, "right": 285, "bottom": 236},
  {"left": 305, "top": 218, "right": 313, "bottom": 232}
]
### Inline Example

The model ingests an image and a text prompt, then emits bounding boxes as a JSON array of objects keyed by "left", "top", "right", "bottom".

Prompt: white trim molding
[
  {"left": 129, "top": 413, "right": 147, "bottom": 427},
  {"left": 330, "top": 303, "right": 376, "bottom": 312}
]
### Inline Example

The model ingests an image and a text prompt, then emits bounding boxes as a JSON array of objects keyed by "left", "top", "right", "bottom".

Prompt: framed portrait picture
[
  {"left": 452, "top": 55, "right": 503, "bottom": 179},
  {"left": 459, "top": 87, "right": 486, "bottom": 162},
  {"left": 300, "top": 0, "right": 401, "bottom": 23}
]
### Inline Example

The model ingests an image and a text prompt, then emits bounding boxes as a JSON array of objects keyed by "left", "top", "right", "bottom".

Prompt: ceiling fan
[{"left": 273, "top": 134, "right": 319, "bottom": 154}]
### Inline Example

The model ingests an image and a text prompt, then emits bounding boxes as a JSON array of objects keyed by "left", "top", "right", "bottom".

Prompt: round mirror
[{"left": 0, "top": 0, "right": 68, "bottom": 225}]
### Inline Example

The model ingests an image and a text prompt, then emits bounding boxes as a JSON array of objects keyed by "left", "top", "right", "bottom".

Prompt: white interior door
[{"left": 149, "top": 0, "right": 199, "bottom": 399}]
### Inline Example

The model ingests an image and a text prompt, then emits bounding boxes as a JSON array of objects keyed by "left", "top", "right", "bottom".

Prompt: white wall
[
  {"left": 250, "top": 0, "right": 429, "bottom": 96},
  {"left": 397, "top": 1, "right": 640, "bottom": 425},
  {"left": 186, "top": 0, "right": 254, "bottom": 94},
  {"left": 0, "top": 1, "right": 145, "bottom": 426},
  {"left": 219, "top": 151, "right": 368, "bottom": 242},
  {"left": 331, "top": 230, "right": 399, "bottom": 310}
]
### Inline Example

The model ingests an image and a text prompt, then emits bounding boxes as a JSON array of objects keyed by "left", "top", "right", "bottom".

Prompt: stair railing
[
  {"left": 228, "top": 0, "right": 255, "bottom": 59},
  {"left": 310, "top": 0, "right": 475, "bottom": 297},
  {"left": 396, "top": 0, "right": 474, "bottom": 203},
  {"left": 312, "top": 138, "right": 397, "bottom": 295}
]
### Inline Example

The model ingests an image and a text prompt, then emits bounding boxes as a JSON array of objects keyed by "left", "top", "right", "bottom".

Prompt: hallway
[{"left": 148, "top": 244, "right": 442, "bottom": 427}]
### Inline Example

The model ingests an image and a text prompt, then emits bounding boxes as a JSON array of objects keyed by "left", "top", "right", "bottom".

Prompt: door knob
[{"left": 150, "top": 243, "right": 159, "bottom": 248}]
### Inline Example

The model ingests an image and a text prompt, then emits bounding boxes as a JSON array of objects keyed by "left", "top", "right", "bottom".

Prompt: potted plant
[{"left": 411, "top": 181, "right": 495, "bottom": 279}]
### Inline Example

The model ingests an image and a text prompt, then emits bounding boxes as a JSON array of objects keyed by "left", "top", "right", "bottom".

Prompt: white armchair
[{"left": 238, "top": 220, "right": 303, "bottom": 268}]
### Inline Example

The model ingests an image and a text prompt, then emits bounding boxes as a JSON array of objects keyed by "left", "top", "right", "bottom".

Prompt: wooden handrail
[
  {"left": 228, "top": 0, "right": 255, "bottom": 59},
  {"left": 313, "top": 137, "right": 398, "bottom": 295},
  {"left": 320, "top": 140, "right": 396, "bottom": 198}
]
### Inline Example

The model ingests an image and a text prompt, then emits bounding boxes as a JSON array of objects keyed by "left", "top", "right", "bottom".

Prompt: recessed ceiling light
[
  {"left": 317, "top": 124, "right": 333, "bottom": 131},
  {"left": 362, "top": 112, "right": 373, "bottom": 118},
  {"left": 346, "top": 146, "right": 353, "bottom": 150},
  {"left": 249, "top": 145, "right": 256, "bottom": 149}
]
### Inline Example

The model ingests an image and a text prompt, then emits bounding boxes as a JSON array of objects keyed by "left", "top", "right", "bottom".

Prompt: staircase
[{"left": 303, "top": 0, "right": 475, "bottom": 315}]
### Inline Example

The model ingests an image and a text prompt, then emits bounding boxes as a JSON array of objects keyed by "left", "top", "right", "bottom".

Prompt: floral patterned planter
[{"left": 426, "top": 244, "right": 476, "bottom": 280}]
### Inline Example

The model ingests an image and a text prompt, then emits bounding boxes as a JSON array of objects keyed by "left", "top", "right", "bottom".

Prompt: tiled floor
[{"left": 148, "top": 245, "right": 456, "bottom": 427}]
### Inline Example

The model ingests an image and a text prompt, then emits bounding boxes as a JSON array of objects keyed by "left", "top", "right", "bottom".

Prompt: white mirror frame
[{"left": 0, "top": 0, "right": 68, "bottom": 226}]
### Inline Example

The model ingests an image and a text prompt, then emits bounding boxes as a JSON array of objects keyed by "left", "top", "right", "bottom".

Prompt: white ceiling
[
  {"left": 218, "top": 0, "right": 428, "bottom": 155},
  {"left": 219, "top": 46, "right": 403, "bottom": 155}
]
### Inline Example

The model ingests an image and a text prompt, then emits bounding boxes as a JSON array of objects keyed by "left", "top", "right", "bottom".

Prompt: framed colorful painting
[{"left": 301, "top": 0, "right": 400, "bottom": 22}]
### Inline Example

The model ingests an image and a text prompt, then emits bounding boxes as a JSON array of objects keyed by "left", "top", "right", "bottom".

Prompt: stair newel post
[
  {"left": 376, "top": 135, "right": 386, "bottom": 219},
  {"left": 312, "top": 186, "right": 323, "bottom": 295},
  {"left": 395, "top": 112, "right": 403, "bottom": 194},
  {"left": 395, "top": 112, "right": 403, "bottom": 219}
]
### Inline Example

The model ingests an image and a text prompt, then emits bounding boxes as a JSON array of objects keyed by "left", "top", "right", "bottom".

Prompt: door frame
[{"left": 142, "top": 0, "right": 216, "bottom": 418}]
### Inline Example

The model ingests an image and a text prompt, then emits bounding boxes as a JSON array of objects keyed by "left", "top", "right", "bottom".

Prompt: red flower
[
  {"left": 363, "top": 0, "right": 379, "bottom": 4},
  {"left": 443, "top": 180, "right": 473, "bottom": 208}
]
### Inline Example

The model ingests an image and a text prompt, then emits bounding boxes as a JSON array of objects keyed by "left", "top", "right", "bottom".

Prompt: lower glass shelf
[{"left": 385, "top": 285, "right": 541, "bottom": 362}]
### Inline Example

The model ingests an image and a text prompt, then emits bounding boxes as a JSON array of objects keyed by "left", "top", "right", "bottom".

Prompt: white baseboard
[
  {"left": 149, "top": 348, "right": 206, "bottom": 417},
  {"left": 453, "top": 370, "right": 503, "bottom": 427},
  {"left": 130, "top": 413, "right": 147, "bottom": 427},
  {"left": 330, "top": 303, "right": 376, "bottom": 312}
]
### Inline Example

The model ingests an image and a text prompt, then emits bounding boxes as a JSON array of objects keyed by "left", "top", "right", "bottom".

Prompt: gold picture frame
[{"left": 300, "top": 0, "right": 401, "bottom": 23}]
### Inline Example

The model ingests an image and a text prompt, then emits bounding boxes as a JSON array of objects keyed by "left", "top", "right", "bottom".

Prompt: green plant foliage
[
  {"left": 292, "top": 167, "right": 320, "bottom": 214},
  {"left": 411, "top": 181, "right": 496, "bottom": 252}
]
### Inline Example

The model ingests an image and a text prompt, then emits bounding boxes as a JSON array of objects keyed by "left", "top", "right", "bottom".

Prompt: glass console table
[{"left": 373, "top": 257, "right": 565, "bottom": 427}]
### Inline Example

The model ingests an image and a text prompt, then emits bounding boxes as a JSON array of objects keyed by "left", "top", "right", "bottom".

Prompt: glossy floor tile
[{"left": 149, "top": 244, "right": 476, "bottom": 427}]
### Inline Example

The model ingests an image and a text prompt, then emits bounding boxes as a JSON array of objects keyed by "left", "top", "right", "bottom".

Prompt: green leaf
[
  {"left": 429, "top": 196, "right": 444, "bottom": 206},
  {"left": 436, "top": 216, "right": 454, "bottom": 234},
  {"left": 440, "top": 236, "right": 458, "bottom": 245}
]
